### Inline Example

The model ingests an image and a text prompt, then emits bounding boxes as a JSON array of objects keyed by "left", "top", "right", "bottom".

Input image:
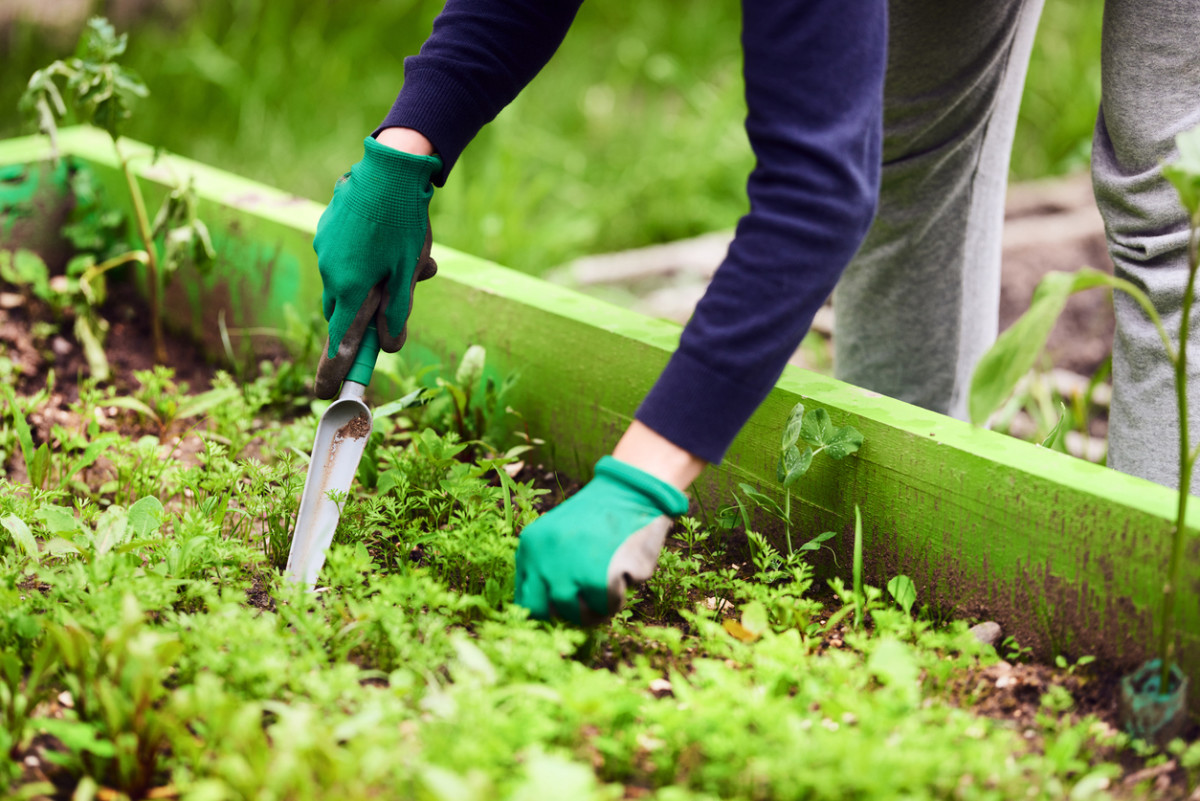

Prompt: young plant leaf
[
  {"left": 738, "top": 483, "right": 784, "bottom": 520},
  {"left": 800, "top": 407, "right": 833, "bottom": 447},
  {"left": 29, "top": 443, "right": 51, "bottom": 490},
  {"left": 175, "top": 387, "right": 241, "bottom": 421},
  {"left": 1040, "top": 402, "right": 1068, "bottom": 451},
  {"left": 2, "top": 384, "right": 38, "bottom": 485},
  {"left": 824, "top": 426, "right": 864, "bottom": 460},
  {"left": 969, "top": 268, "right": 1144, "bottom": 425},
  {"left": 886, "top": 574, "right": 917, "bottom": 616},
  {"left": 777, "top": 445, "right": 813, "bottom": 487},
  {"left": 781, "top": 402, "right": 804, "bottom": 450},
  {"left": 1164, "top": 125, "right": 1200, "bottom": 220},
  {"left": 1, "top": 515, "right": 39, "bottom": 562},
  {"left": 36, "top": 505, "right": 80, "bottom": 535},
  {"left": 741, "top": 600, "right": 770, "bottom": 637},
  {"left": 93, "top": 505, "right": 131, "bottom": 558},
  {"left": 126, "top": 497, "right": 165, "bottom": 539},
  {"left": 798, "top": 530, "right": 837, "bottom": 552},
  {"left": 722, "top": 618, "right": 759, "bottom": 643},
  {"left": 852, "top": 506, "right": 864, "bottom": 629}
]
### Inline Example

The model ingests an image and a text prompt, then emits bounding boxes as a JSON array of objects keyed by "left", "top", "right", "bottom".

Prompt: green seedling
[
  {"left": 21, "top": 16, "right": 214, "bottom": 364},
  {"left": 970, "top": 124, "right": 1200, "bottom": 700},
  {"left": 720, "top": 401, "right": 862, "bottom": 554},
  {"left": 1055, "top": 653, "right": 1096, "bottom": 676},
  {"left": 886, "top": 574, "right": 917, "bottom": 617}
]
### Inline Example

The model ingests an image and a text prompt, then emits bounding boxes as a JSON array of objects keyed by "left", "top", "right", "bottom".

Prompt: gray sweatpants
[{"left": 833, "top": 0, "right": 1200, "bottom": 494}]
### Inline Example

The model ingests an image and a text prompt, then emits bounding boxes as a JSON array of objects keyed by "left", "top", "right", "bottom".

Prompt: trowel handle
[{"left": 345, "top": 323, "right": 380, "bottom": 387}]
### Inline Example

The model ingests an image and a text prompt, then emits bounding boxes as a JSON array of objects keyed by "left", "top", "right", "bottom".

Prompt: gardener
[
  {"left": 314, "top": 0, "right": 886, "bottom": 624},
  {"left": 834, "top": 1, "right": 1200, "bottom": 495}
]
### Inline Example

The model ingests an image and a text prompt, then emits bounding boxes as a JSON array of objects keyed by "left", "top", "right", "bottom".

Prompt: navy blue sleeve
[
  {"left": 383, "top": 0, "right": 886, "bottom": 465},
  {"left": 635, "top": 0, "right": 887, "bottom": 463},
  {"left": 378, "top": 0, "right": 584, "bottom": 182}
]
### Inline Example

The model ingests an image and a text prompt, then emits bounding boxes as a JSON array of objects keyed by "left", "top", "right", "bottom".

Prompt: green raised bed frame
[{"left": 3, "top": 127, "right": 1197, "bottom": 695}]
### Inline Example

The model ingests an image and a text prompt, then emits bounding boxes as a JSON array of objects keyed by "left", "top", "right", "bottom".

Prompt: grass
[
  {"left": 0, "top": 344, "right": 1187, "bottom": 799},
  {"left": 1, "top": 0, "right": 1102, "bottom": 274}
]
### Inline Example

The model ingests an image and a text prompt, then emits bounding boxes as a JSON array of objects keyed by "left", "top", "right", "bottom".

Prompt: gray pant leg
[
  {"left": 834, "top": 0, "right": 1043, "bottom": 419},
  {"left": 1095, "top": 0, "right": 1200, "bottom": 493}
]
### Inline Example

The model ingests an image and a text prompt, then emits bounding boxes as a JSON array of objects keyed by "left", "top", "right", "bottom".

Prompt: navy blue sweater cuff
[{"left": 636, "top": 347, "right": 778, "bottom": 465}]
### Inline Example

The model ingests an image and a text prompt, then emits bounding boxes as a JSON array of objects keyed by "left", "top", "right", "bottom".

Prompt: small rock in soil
[{"left": 969, "top": 621, "right": 1002, "bottom": 647}]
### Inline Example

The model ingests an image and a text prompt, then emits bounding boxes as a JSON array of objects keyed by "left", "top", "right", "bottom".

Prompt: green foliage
[
  {"left": 21, "top": 17, "right": 148, "bottom": 144},
  {"left": 19, "top": 17, "right": 214, "bottom": 366},
  {"left": 720, "top": 402, "right": 862, "bottom": 557},
  {"left": 1164, "top": 126, "right": 1200, "bottom": 223},
  {"left": 0, "top": 364, "right": 1157, "bottom": 798},
  {"left": 971, "top": 124, "right": 1200, "bottom": 700}
]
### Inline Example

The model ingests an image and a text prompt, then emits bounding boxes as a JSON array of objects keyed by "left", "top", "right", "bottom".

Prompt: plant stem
[
  {"left": 113, "top": 136, "right": 165, "bottom": 363},
  {"left": 1160, "top": 220, "right": 1200, "bottom": 691},
  {"left": 784, "top": 491, "right": 793, "bottom": 555}
]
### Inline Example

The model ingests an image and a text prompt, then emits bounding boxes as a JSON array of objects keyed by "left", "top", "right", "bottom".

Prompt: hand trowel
[{"left": 285, "top": 290, "right": 383, "bottom": 586}]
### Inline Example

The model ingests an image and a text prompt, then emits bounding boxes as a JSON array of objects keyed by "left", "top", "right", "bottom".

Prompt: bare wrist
[
  {"left": 375, "top": 127, "right": 436, "bottom": 156},
  {"left": 612, "top": 421, "right": 707, "bottom": 490}
]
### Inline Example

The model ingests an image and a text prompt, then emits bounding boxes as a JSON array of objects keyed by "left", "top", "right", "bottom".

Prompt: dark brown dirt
[{"left": 1, "top": 278, "right": 217, "bottom": 407}]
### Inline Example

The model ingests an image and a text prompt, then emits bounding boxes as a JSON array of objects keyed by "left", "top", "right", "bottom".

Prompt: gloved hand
[
  {"left": 514, "top": 456, "right": 690, "bottom": 624},
  {"left": 313, "top": 136, "right": 442, "bottom": 397}
]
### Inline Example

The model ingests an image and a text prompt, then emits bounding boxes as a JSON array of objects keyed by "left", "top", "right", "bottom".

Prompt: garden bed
[
  {"left": 3, "top": 128, "right": 1200, "bottom": 798},
  {"left": 3, "top": 234, "right": 1199, "bottom": 798}
]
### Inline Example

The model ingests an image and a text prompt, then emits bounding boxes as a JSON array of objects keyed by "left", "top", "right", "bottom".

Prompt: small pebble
[
  {"left": 648, "top": 678, "right": 673, "bottom": 698},
  {"left": 51, "top": 336, "right": 73, "bottom": 356},
  {"left": 969, "top": 621, "right": 1003, "bottom": 646}
]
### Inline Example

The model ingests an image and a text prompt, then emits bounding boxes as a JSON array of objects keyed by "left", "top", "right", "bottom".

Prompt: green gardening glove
[
  {"left": 514, "top": 456, "right": 690, "bottom": 625},
  {"left": 314, "top": 136, "right": 442, "bottom": 381}
]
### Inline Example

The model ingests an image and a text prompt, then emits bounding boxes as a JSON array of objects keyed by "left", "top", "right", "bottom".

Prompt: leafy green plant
[
  {"left": 886, "top": 574, "right": 917, "bottom": 617},
  {"left": 39, "top": 595, "right": 182, "bottom": 798},
  {"left": 1, "top": 380, "right": 116, "bottom": 495},
  {"left": 720, "top": 402, "right": 862, "bottom": 554},
  {"left": 21, "top": 16, "right": 214, "bottom": 364},
  {"left": 970, "top": 124, "right": 1200, "bottom": 695}
]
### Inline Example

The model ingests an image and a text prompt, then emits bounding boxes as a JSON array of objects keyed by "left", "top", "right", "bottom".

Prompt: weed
[{"left": 21, "top": 17, "right": 214, "bottom": 364}]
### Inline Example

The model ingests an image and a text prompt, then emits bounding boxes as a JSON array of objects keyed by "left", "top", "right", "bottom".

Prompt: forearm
[
  {"left": 636, "top": 0, "right": 887, "bottom": 465},
  {"left": 379, "top": 0, "right": 585, "bottom": 181},
  {"left": 375, "top": 127, "right": 435, "bottom": 156}
]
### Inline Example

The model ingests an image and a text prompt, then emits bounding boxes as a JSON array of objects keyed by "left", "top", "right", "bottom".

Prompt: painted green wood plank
[{"left": 2, "top": 128, "right": 1196, "bottom": 693}]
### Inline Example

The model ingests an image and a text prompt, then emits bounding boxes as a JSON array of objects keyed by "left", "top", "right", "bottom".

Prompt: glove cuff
[
  {"left": 594, "top": 456, "right": 689, "bottom": 517},
  {"left": 341, "top": 136, "right": 443, "bottom": 227}
]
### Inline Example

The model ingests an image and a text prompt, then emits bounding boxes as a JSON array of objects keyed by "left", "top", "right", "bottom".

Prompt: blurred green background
[{"left": 0, "top": 0, "right": 1103, "bottom": 275}]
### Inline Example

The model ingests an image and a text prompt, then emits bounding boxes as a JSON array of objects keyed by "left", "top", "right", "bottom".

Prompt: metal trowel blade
[{"left": 285, "top": 381, "right": 373, "bottom": 586}]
